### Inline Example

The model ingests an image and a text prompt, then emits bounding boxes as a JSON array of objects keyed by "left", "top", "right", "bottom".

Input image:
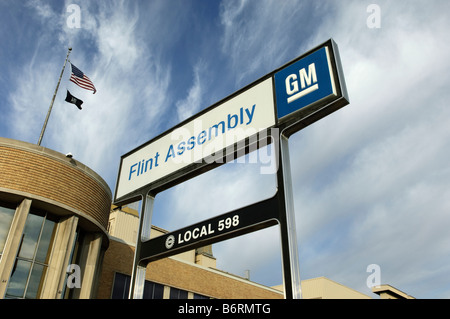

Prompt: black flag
[{"left": 65, "top": 90, "right": 83, "bottom": 110}]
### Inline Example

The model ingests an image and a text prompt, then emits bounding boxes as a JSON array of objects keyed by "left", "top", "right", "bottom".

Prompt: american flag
[{"left": 70, "top": 63, "right": 97, "bottom": 94}]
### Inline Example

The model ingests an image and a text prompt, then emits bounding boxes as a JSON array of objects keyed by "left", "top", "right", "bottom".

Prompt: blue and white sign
[
  {"left": 116, "top": 39, "right": 348, "bottom": 301},
  {"left": 115, "top": 39, "right": 348, "bottom": 203},
  {"left": 115, "top": 78, "right": 275, "bottom": 201},
  {"left": 274, "top": 47, "right": 337, "bottom": 120}
]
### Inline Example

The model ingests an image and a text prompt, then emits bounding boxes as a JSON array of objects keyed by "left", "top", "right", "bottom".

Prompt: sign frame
[
  {"left": 114, "top": 77, "right": 276, "bottom": 204},
  {"left": 113, "top": 39, "right": 349, "bottom": 299}
]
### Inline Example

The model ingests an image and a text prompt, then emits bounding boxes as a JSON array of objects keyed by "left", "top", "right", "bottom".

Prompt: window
[
  {"left": 0, "top": 204, "right": 15, "bottom": 256},
  {"left": 5, "top": 212, "right": 56, "bottom": 299},
  {"left": 111, "top": 273, "right": 164, "bottom": 299},
  {"left": 169, "top": 287, "right": 188, "bottom": 299},
  {"left": 143, "top": 280, "right": 164, "bottom": 299},
  {"left": 111, "top": 272, "right": 130, "bottom": 299},
  {"left": 110, "top": 273, "right": 210, "bottom": 299}
]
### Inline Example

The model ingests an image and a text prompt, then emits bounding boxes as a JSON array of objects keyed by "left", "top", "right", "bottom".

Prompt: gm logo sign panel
[{"left": 275, "top": 47, "right": 337, "bottom": 120}]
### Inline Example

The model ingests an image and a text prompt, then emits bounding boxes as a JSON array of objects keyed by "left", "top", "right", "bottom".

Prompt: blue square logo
[{"left": 274, "top": 47, "right": 337, "bottom": 120}]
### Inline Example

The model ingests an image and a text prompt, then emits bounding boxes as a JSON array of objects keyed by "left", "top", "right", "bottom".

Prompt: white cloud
[
  {"left": 285, "top": 1, "right": 450, "bottom": 297},
  {"left": 158, "top": 157, "right": 277, "bottom": 231},
  {"left": 175, "top": 61, "right": 207, "bottom": 122},
  {"left": 7, "top": 1, "right": 174, "bottom": 188},
  {"left": 219, "top": 0, "right": 315, "bottom": 86},
  {"left": 29, "top": 0, "right": 55, "bottom": 20},
  {"left": 153, "top": 152, "right": 282, "bottom": 285},
  {"left": 148, "top": 1, "right": 450, "bottom": 294},
  {"left": 4, "top": 0, "right": 450, "bottom": 298},
  {"left": 91, "top": 2, "right": 142, "bottom": 71},
  {"left": 214, "top": 225, "right": 282, "bottom": 284},
  {"left": 175, "top": 0, "right": 450, "bottom": 296}
]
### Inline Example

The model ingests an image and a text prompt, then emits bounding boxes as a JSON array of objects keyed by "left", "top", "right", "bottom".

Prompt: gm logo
[
  {"left": 275, "top": 47, "right": 337, "bottom": 120},
  {"left": 285, "top": 62, "right": 318, "bottom": 104}
]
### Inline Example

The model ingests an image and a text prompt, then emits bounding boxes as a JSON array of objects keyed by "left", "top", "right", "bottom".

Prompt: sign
[
  {"left": 274, "top": 46, "right": 337, "bottom": 120},
  {"left": 115, "top": 39, "right": 349, "bottom": 299},
  {"left": 139, "top": 194, "right": 279, "bottom": 263},
  {"left": 115, "top": 40, "right": 348, "bottom": 204},
  {"left": 115, "top": 78, "right": 275, "bottom": 201}
]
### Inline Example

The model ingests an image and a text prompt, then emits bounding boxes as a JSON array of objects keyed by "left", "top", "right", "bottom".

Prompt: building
[
  {"left": 101, "top": 206, "right": 414, "bottom": 299},
  {"left": 99, "top": 205, "right": 283, "bottom": 299},
  {"left": 272, "top": 277, "right": 371, "bottom": 299},
  {"left": 0, "top": 137, "right": 111, "bottom": 299},
  {"left": 0, "top": 137, "right": 414, "bottom": 299},
  {"left": 372, "top": 285, "right": 415, "bottom": 299}
]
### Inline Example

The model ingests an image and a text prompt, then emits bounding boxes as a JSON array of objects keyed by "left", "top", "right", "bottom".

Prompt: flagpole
[{"left": 37, "top": 47, "right": 72, "bottom": 146}]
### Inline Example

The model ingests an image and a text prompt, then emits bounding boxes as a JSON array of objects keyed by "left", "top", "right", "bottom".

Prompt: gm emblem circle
[{"left": 165, "top": 235, "right": 175, "bottom": 249}]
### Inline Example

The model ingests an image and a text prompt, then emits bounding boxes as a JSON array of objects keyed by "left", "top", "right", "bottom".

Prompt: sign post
[
  {"left": 128, "top": 193, "right": 153, "bottom": 299},
  {"left": 114, "top": 39, "right": 349, "bottom": 299},
  {"left": 276, "top": 133, "right": 302, "bottom": 298}
]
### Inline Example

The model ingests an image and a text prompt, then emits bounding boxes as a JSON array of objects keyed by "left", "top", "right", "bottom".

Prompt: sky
[{"left": 1, "top": 0, "right": 450, "bottom": 299}]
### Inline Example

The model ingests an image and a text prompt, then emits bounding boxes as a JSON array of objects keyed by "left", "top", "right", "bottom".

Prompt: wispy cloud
[
  {"left": 175, "top": 61, "right": 207, "bottom": 122},
  {"left": 219, "top": 0, "right": 321, "bottom": 86},
  {"left": 2, "top": 0, "right": 450, "bottom": 299},
  {"left": 6, "top": 1, "right": 174, "bottom": 187},
  {"left": 286, "top": 0, "right": 450, "bottom": 297}
]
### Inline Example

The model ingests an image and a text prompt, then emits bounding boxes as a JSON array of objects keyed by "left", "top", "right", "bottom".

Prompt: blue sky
[{"left": 2, "top": 0, "right": 450, "bottom": 299}]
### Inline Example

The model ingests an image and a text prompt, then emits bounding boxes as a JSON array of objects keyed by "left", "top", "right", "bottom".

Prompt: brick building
[
  {"left": 0, "top": 137, "right": 111, "bottom": 298},
  {"left": 99, "top": 206, "right": 283, "bottom": 299},
  {"left": 0, "top": 137, "right": 282, "bottom": 299},
  {"left": 0, "top": 137, "right": 413, "bottom": 299}
]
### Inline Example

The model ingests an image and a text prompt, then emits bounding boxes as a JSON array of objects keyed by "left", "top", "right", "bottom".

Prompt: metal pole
[
  {"left": 128, "top": 194, "right": 154, "bottom": 299},
  {"left": 277, "top": 132, "right": 302, "bottom": 299},
  {"left": 37, "top": 47, "right": 72, "bottom": 146}
]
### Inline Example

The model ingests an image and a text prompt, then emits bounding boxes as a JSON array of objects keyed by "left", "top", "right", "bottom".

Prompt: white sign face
[{"left": 115, "top": 78, "right": 275, "bottom": 201}]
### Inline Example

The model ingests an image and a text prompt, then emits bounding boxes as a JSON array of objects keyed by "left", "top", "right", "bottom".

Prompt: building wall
[
  {"left": 0, "top": 137, "right": 112, "bottom": 299},
  {"left": 108, "top": 208, "right": 138, "bottom": 245},
  {"left": 108, "top": 206, "right": 216, "bottom": 267},
  {"left": 101, "top": 207, "right": 375, "bottom": 299},
  {"left": 372, "top": 285, "right": 415, "bottom": 299},
  {"left": 98, "top": 238, "right": 283, "bottom": 299},
  {"left": 102, "top": 207, "right": 284, "bottom": 299},
  {"left": 0, "top": 138, "right": 413, "bottom": 299},
  {"left": 0, "top": 138, "right": 111, "bottom": 230},
  {"left": 300, "top": 277, "right": 371, "bottom": 299}
]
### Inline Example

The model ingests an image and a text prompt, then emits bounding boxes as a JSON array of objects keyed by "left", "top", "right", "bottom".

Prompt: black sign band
[{"left": 139, "top": 192, "right": 280, "bottom": 264}]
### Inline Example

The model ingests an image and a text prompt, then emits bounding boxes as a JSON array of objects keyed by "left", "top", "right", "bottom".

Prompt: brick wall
[
  {"left": 98, "top": 239, "right": 283, "bottom": 299},
  {"left": 0, "top": 139, "right": 111, "bottom": 229}
]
